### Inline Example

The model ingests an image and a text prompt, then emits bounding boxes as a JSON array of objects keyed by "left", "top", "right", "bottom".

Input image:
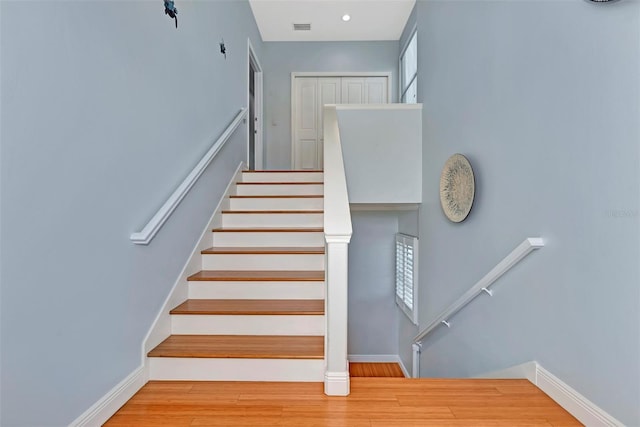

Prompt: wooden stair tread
[
  {"left": 187, "top": 270, "right": 325, "bottom": 281},
  {"left": 201, "top": 246, "right": 324, "bottom": 255},
  {"left": 170, "top": 299, "right": 324, "bottom": 315},
  {"left": 243, "top": 170, "right": 323, "bottom": 173},
  {"left": 148, "top": 335, "right": 324, "bottom": 359},
  {"left": 222, "top": 210, "right": 323, "bottom": 214},
  {"left": 350, "top": 362, "right": 405, "bottom": 378},
  {"left": 230, "top": 195, "right": 323, "bottom": 198},
  {"left": 212, "top": 227, "right": 323, "bottom": 232},
  {"left": 236, "top": 182, "right": 323, "bottom": 185}
]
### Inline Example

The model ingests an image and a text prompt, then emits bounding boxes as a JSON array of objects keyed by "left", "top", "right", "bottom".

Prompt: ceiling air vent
[{"left": 293, "top": 23, "right": 311, "bottom": 31}]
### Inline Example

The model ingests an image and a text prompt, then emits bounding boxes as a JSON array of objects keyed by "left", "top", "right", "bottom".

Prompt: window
[
  {"left": 396, "top": 233, "right": 418, "bottom": 324},
  {"left": 400, "top": 31, "right": 418, "bottom": 104}
]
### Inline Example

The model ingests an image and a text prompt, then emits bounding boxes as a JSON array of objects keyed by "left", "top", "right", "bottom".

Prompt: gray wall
[
  {"left": 262, "top": 41, "right": 400, "bottom": 169},
  {"left": 0, "top": 1, "right": 263, "bottom": 425},
  {"left": 348, "top": 212, "right": 399, "bottom": 356},
  {"left": 399, "top": 0, "right": 640, "bottom": 424}
]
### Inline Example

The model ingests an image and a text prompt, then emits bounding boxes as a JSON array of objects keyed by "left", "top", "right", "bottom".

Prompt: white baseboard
[
  {"left": 535, "top": 364, "right": 622, "bottom": 427},
  {"left": 477, "top": 361, "right": 622, "bottom": 427},
  {"left": 348, "top": 354, "right": 411, "bottom": 378},
  {"left": 68, "top": 366, "right": 146, "bottom": 427},
  {"left": 397, "top": 357, "right": 411, "bottom": 379},
  {"left": 324, "top": 371, "right": 350, "bottom": 396}
]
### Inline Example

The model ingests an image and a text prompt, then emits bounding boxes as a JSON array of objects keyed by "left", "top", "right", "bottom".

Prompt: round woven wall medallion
[{"left": 440, "top": 154, "right": 475, "bottom": 223}]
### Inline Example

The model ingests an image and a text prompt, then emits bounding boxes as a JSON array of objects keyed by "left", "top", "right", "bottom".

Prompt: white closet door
[
  {"left": 292, "top": 75, "right": 389, "bottom": 169},
  {"left": 364, "top": 77, "right": 388, "bottom": 104},
  {"left": 341, "top": 78, "right": 366, "bottom": 104},
  {"left": 317, "top": 78, "right": 341, "bottom": 169},
  {"left": 294, "top": 78, "right": 319, "bottom": 170}
]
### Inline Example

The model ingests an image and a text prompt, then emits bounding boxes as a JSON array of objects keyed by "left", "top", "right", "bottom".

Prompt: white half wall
[{"left": 336, "top": 104, "right": 422, "bottom": 204}]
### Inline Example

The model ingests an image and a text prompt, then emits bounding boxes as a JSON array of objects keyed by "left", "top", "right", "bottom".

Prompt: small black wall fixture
[
  {"left": 219, "top": 39, "right": 227, "bottom": 59},
  {"left": 164, "top": 0, "right": 178, "bottom": 28}
]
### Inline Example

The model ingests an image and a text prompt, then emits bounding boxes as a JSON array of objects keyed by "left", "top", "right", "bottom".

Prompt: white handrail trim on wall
[
  {"left": 413, "top": 237, "right": 544, "bottom": 344},
  {"left": 130, "top": 108, "right": 247, "bottom": 245}
]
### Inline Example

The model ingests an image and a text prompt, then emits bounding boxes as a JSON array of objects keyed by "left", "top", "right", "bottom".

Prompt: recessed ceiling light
[{"left": 342, "top": 14, "right": 351, "bottom": 22}]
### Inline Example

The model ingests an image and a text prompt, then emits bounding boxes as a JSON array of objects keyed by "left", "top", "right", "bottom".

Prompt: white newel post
[{"left": 324, "top": 236, "right": 351, "bottom": 396}]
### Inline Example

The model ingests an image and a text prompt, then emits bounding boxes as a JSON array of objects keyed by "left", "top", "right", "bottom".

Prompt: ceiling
[{"left": 249, "top": 0, "right": 416, "bottom": 42}]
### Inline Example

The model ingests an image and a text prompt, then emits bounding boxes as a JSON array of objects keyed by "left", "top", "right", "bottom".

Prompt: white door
[
  {"left": 293, "top": 75, "right": 389, "bottom": 170},
  {"left": 341, "top": 78, "right": 365, "bottom": 104},
  {"left": 317, "top": 78, "right": 341, "bottom": 169},
  {"left": 363, "top": 77, "right": 388, "bottom": 104},
  {"left": 340, "top": 77, "right": 387, "bottom": 104},
  {"left": 293, "top": 78, "right": 319, "bottom": 170}
]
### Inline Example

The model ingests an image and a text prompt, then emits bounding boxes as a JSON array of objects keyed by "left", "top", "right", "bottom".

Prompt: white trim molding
[
  {"left": 535, "top": 364, "right": 623, "bottom": 427},
  {"left": 247, "top": 39, "right": 264, "bottom": 170},
  {"left": 130, "top": 109, "right": 247, "bottom": 245},
  {"left": 477, "top": 362, "right": 623, "bottom": 427},
  {"left": 324, "top": 371, "right": 350, "bottom": 396},
  {"left": 68, "top": 366, "right": 146, "bottom": 427}
]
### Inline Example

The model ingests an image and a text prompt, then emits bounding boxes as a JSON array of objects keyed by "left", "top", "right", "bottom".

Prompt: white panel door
[
  {"left": 292, "top": 75, "right": 389, "bottom": 169},
  {"left": 364, "top": 77, "right": 388, "bottom": 104},
  {"left": 341, "top": 78, "right": 365, "bottom": 104},
  {"left": 294, "top": 78, "right": 319, "bottom": 170},
  {"left": 317, "top": 78, "right": 341, "bottom": 169}
]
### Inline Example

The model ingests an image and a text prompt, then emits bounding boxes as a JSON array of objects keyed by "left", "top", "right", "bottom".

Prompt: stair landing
[{"left": 104, "top": 378, "right": 583, "bottom": 427}]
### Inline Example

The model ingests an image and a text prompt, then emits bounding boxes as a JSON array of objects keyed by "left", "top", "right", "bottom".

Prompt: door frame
[
  {"left": 247, "top": 39, "right": 264, "bottom": 170},
  {"left": 290, "top": 72, "right": 393, "bottom": 170}
]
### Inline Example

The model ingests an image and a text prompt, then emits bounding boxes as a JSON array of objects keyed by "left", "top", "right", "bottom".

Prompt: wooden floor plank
[
  {"left": 170, "top": 299, "right": 325, "bottom": 315},
  {"left": 242, "top": 170, "right": 323, "bottom": 173},
  {"left": 187, "top": 270, "right": 325, "bottom": 282},
  {"left": 105, "top": 378, "right": 583, "bottom": 426},
  {"left": 212, "top": 227, "right": 324, "bottom": 232},
  {"left": 349, "top": 362, "right": 404, "bottom": 378},
  {"left": 236, "top": 182, "right": 323, "bottom": 185},
  {"left": 147, "top": 335, "right": 324, "bottom": 359},
  {"left": 221, "top": 210, "right": 323, "bottom": 214},
  {"left": 201, "top": 246, "right": 325, "bottom": 254},
  {"left": 230, "top": 195, "right": 324, "bottom": 198}
]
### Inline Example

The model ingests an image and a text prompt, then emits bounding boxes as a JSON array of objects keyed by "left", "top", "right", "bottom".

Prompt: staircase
[{"left": 147, "top": 170, "right": 327, "bottom": 382}]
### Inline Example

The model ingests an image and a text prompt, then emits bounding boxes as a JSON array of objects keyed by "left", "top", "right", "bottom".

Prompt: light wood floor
[
  {"left": 104, "top": 378, "right": 582, "bottom": 426},
  {"left": 349, "top": 362, "right": 404, "bottom": 378}
]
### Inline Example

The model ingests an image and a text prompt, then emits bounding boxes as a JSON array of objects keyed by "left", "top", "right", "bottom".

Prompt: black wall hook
[{"left": 219, "top": 39, "right": 227, "bottom": 59}]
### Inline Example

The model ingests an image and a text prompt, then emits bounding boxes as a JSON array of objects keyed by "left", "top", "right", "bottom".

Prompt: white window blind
[
  {"left": 400, "top": 31, "right": 418, "bottom": 104},
  {"left": 396, "top": 233, "right": 418, "bottom": 324}
]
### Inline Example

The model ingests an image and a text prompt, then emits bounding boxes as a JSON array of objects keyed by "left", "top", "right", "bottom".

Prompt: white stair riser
[
  {"left": 242, "top": 172, "right": 323, "bottom": 183},
  {"left": 188, "top": 281, "right": 325, "bottom": 300},
  {"left": 171, "top": 314, "right": 324, "bottom": 335},
  {"left": 202, "top": 253, "right": 324, "bottom": 271},
  {"left": 148, "top": 358, "right": 324, "bottom": 381},
  {"left": 229, "top": 197, "right": 323, "bottom": 211},
  {"left": 236, "top": 184, "right": 323, "bottom": 196},
  {"left": 222, "top": 213, "right": 323, "bottom": 228},
  {"left": 212, "top": 231, "right": 325, "bottom": 247}
]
